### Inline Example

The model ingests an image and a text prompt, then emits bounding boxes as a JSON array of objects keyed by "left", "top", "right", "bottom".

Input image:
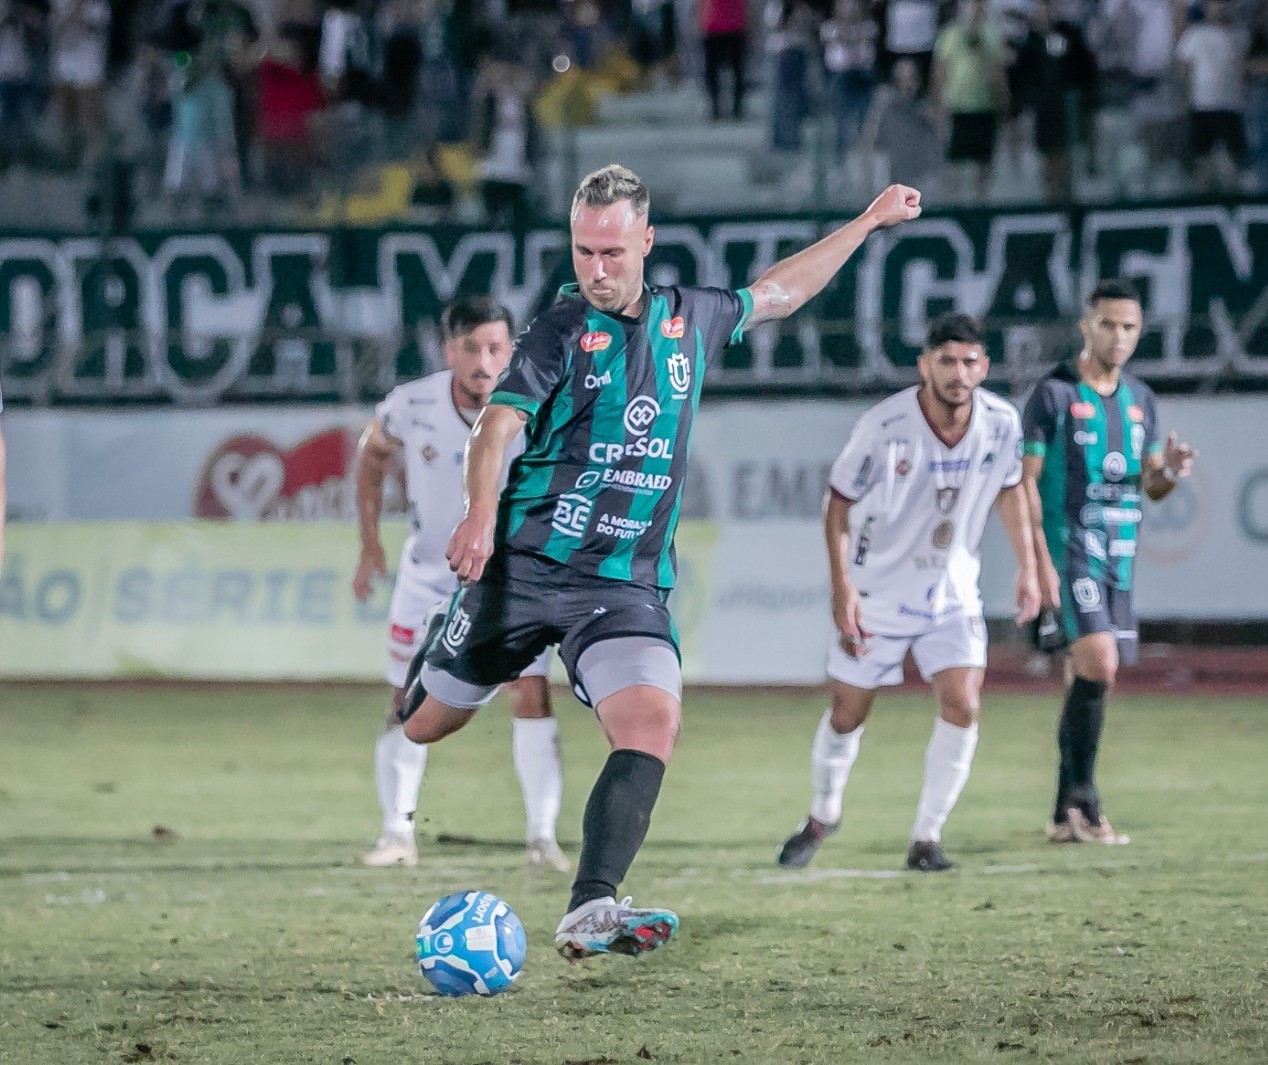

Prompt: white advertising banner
[{"left": 3, "top": 395, "right": 1265, "bottom": 682}]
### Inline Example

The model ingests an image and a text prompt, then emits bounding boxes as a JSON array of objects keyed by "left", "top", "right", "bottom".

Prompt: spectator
[
  {"left": 49, "top": 0, "right": 110, "bottom": 166},
  {"left": 1013, "top": 0, "right": 1099, "bottom": 202},
  {"left": 378, "top": 0, "right": 424, "bottom": 157},
  {"left": 862, "top": 53, "right": 942, "bottom": 191},
  {"left": 1247, "top": 0, "right": 1268, "bottom": 190},
  {"left": 163, "top": 49, "right": 240, "bottom": 215},
  {"left": 820, "top": 0, "right": 878, "bottom": 164},
  {"left": 473, "top": 44, "right": 539, "bottom": 231},
  {"left": 874, "top": 0, "right": 941, "bottom": 90},
  {"left": 255, "top": 27, "right": 324, "bottom": 198},
  {"left": 1176, "top": 0, "right": 1248, "bottom": 192},
  {"left": 0, "top": 0, "right": 42, "bottom": 167},
  {"left": 768, "top": 0, "right": 823, "bottom": 154},
  {"left": 630, "top": 0, "right": 679, "bottom": 85},
  {"left": 319, "top": 0, "right": 376, "bottom": 106},
  {"left": 699, "top": 0, "right": 748, "bottom": 121},
  {"left": 931, "top": 0, "right": 1008, "bottom": 202}
]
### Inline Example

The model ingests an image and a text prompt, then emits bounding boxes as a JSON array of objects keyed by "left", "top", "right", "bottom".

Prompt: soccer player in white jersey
[
  {"left": 777, "top": 313, "right": 1041, "bottom": 872},
  {"left": 352, "top": 297, "right": 567, "bottom": 871}
]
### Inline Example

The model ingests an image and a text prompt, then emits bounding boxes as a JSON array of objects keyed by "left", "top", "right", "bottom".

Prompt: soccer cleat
[
  {"left": 906, "top": 840, "right": 958, "bottom": 872},
  {"left": 1045, "top": 820, "right": 1079, "bottom": 844},
  {"left": 553, "top": 896, "right": 679, "bottom": 962},
  {"left": 1066, "top": 807, "right": 1130, "bottom": 845},
  {"left": 776, "top": 815, "right": 839, "bottom": 868},
  {"left": 360, "top": 831, "right": 419, "bottom": 868},
  {"left": 526, "top": 838, "right": 571, "bottom": 873}
]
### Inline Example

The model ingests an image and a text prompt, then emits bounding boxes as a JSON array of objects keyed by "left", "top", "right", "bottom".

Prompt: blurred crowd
[{"left": 0, "top": 0, "right": 1265, "bottom": 228}]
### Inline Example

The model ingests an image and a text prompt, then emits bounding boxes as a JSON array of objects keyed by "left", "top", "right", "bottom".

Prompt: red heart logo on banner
[{"left": 195, "top": 429, "right": 359, "bottom": 519}]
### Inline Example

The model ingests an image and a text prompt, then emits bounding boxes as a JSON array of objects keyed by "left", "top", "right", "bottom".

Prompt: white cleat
[
  {"left": 553, "top": 895, "right": 679, "bottom": 962},
  {"left": 360, "top": 832, "right": 419, "bottom": 867},
  {"left": 526, "top": 838, "right": 571, "bottom": 873}
]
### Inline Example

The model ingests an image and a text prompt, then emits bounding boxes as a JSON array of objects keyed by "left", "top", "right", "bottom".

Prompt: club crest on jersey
[
  {"left": 667, "top": 351, "right": 692, "bottom": 396},
  {"left": 421, "top": 443, "right": 438, "bottom": 464},
  {"left": 1127, "top": 405, "right": 1144, "bottom": 422},
  {"left": 1070, "top": 401, "right": 1096, "bottom": 419},
  {"left": 661, "top": 316, "right": 685, "bottom": 339},
  {"left": 580, "top": 331, "right": 612, "bottom": 353},
  {"left": 442, "top": 608, "right": 472, "bottom": 652},
  {"left": 896, "top": 458, "right": 912, "bottom": 477}
]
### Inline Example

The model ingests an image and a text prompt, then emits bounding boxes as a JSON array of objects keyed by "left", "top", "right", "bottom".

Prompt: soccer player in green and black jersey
[
  {"left": 399, "top": 164, "right": 923, "bottom": 961},
  {"left": 1021, "top": 280, "right": 1196, "bottom": 846}
]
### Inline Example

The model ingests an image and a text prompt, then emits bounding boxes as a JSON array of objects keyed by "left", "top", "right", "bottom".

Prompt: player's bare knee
[
  {"left": 507, "top": 675, "right": 553, "bottom": 719},
  {"left": 829, "top": 683, "right": 873, "bottom": 733},
  {"left": 386, "top": 687, "right": 405, "bottom": 728},
  {"left": 938, "top": 695, "right": 980, "bottom": 729}
]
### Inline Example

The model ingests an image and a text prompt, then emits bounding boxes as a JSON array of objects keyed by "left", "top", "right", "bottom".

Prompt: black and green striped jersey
[
  {"left": 1022, "top": 363, "right": 1162, "bottom": 591},
  {"left": 490, "top": 282, "right": 753, "bottom": 589}
]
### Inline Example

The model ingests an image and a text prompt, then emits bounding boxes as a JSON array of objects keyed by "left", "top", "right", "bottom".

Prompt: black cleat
[
  {"left": 906, "top": 840, "right": 958, "bottom": 872},
  {"left": 777, "top": 815, "right": 838, "bottom": 868}
]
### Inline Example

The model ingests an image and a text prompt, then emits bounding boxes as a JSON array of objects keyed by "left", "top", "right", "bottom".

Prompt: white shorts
[
  {"left": 386, "top": 565, "right": 549, "bottom": 688},
  {"left": 826, "top": 612, "right": 987, "bottom": 690}
]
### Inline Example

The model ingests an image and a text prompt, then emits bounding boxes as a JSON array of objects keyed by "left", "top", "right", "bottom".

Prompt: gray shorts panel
[
  {"left": 575, "top": 636, "right": 682, "bottom": 708},
  {"left": 420, "top": 663, "right": 503, "bottom": 710}
]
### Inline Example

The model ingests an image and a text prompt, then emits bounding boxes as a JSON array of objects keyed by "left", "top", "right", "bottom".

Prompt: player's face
[
  {"left": 1080, "top": 298, "right": 1142, "bottom": 373},
  {"left": 570, "top": 200, "right": 654, "bottom": 316},
  {"left": 919, "top": 341, "right": 988, "bottom": 408},
  {"left": 444, "top": 320, "right": 514, "bottom": 408}
]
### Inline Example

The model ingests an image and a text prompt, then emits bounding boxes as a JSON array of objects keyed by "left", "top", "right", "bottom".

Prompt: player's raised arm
[
  {"left": 353, "top": 419, "right": 398, "bottom": 602},
  {"left": 446, "top": 403, "right": 527, "bottom": 582},
  {"left": 746, "top": 184, "right": 922, "bottom": 327},
  {"left": 995, "top": 483, "right": 1041, "bottom": 624},
  {"left": 1142, "top": 431, "right": 1197, "bottom": 501}
]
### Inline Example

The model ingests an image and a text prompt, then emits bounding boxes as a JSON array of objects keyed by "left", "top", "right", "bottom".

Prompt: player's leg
[
  {"left": 553, "top": 601, "right": 683, "bottom": 961},
  {"left": 362, "top": 573, "right": 438, "bottom": 868},
  {"left": 906, "top": 614, "right": 988, "bottom": 872},
  {"left": 776, "top": 631, "right": 905, "bottom": 868},
  {"left": 508, "top": 653, "right": 569, "bottom": 871}
]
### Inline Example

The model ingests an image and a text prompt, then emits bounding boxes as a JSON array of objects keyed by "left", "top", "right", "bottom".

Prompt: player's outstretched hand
[
  {"left": 1015, "top": 570, "right": 1041, "bottom": 626},
  {"left": 1162, "top": 431, "right": 1197, "bottom": 480},
  {"left": 1038, "top": 560, "right": 1062, "bottom": 611},
  {"left": 446, "top": 510, "right": 497, "bottom": 583},
  {"left": 863, "top": 184, "right": 922, "bottom": 229},
  {"left": 353, "top": 542, "right": 388, "bottom": 602}
]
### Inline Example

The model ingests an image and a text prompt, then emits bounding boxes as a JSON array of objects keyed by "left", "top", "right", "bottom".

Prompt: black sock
[
  {"left": 1054, "top": 676, "right": 1108, "bottom": 822},
  {"left": 568, "top": 749, "right": 666, "bottom": 913}
]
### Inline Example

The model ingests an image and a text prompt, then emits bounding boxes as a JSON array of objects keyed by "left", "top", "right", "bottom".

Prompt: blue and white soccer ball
[{"left": 416, "top": 890, "right": 526, "bottom": 997}]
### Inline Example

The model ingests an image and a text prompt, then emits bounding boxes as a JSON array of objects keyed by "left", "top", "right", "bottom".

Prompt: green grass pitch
[{"left": 1, "top": 684, "right": 1265, "bottom": 1065}]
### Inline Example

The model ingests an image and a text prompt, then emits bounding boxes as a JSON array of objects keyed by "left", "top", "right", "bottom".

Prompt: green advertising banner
[
  {"left": 0, "top": 521, "right": 719, "bottom": 681},
  {"left": 2, "top": 199, "right": 1267, "bottom": 405}
]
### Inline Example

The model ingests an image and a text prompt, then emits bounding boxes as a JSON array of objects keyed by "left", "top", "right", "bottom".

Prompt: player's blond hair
[{"left": 571, "top": 164, "right": 650, "bottom": 218}]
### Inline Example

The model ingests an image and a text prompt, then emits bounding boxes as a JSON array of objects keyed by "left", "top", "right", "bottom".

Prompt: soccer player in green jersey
[
  {"left": 399, "top": 164, "right": 922, "bottom": 961},
  {"left": 1021, "top": 280, "right": 1196, "bottom": 845}
]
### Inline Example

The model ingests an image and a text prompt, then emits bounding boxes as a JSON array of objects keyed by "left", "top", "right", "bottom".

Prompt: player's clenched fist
[
  {"left": 446, "top": 510, "right": 497, "bottom": 583},
  {"left": 864, "top": 184, "right": 922, "bottom": 228}
]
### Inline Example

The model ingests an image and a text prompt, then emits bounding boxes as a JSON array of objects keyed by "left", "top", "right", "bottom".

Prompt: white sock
[
  {"left": 513, "top": 716, "right": 564, "bottom": 843},
  {"left": 809, "top": 709, "right": 863, "bottom": 825},
  {"left": 911, "top": 718, "right": 979, "bottom": 844},
  {"left": 374, "top": 724, "right": 428, "bottom": 838}
]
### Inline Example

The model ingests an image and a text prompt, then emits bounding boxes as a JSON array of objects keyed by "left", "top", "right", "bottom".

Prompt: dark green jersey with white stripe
[
  {"left": 1021, "top": 363, "right": 1162, "bottom": 590},
  {"left": 490, "top": 282, "right": 752, "bottom": 589}
]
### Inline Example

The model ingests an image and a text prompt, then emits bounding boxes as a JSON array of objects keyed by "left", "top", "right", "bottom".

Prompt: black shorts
[
  {"left": 415, "top": 549, "right": 679, "bottom": 706},
  {"left": 1051, "top": 575, "right": 1139, "bottom": 666},
  {"left": 947, "top": 112, "right": 998, "bottom": 163},
  {"left": 1190, "top": 110, "right": 1247, "bottom": 163}
]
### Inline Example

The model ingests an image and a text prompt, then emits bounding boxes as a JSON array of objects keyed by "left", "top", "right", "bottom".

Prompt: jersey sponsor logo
[
  {"left": 1127, "top": 405, "right": 1144, "bottom": 422},
  {"left": 1080, "top": 503, "right": 1101, "bottom": 526},
  {"left": 881, "top": 413, "right": 908, "bottom": 428},
  {"left": 1109, "top": 538, "right": 1137, "bottom": 558},
  {"left": 935, "top": 486, "right": 960, "bottom": 514},
  {"left": 595, "top": 513, "right": 652, "bottom": 540},
  {"left": 852, "top": 455, "right": 873, "bottom": 492},
  {"left": 668, "top": 351, "right": 692, "bottom": 397},
  {"left": 1130, "top": 423, "right": 1145, "bottom": 457},
  {"left": 661, "top": 316, "right": 685, "bottom": 339},
  {"left": 551, "top": 492, "right": 593, "bottom": 537},
  {"left": 896, "top": 458, "right": 912, "bottom": 477},
  {"left": 441, "top": 607, "right": 472, "bottom": 652},
  {"left": 1102, "top": 505, "right": 1142, "bottom": 525},
  {"left": 929, "top": 458, "right": 971, "bottom": 473},
  {"left": 1103, "top": 451, "right": 1127, "bottom": 481},
  {"left": 1073, "top": 430, "right": 1098, "bottom": 446},
  {"left": 623, "top": 396, "right": 661, "bottom": 435},
  {"left": 1071, "top": 401, "right": 1096, "bottom": 419},
  {"left": 421, "top": 443, "right": 438, "bottom": 464},
  {"left": 1072, "top": 577, "right": 1101, "bottom": 612},
  {"left": 1086, "top": 482, "right": 1137, "bottom": 502},
  {"left": 589, "top": 437, "right": 675, "bottom": 464},
  {"left": 1084, "top": 530, "right": 1107, "bottom": 560},
  {"left": 931, "top": 520, "right": 955, "bottom": 549},
  {"left": 579, "top": 331, "right": 612, "bottom": 353},
  {"left": 575, "top": 470, "right": 602, "bottom": 489},
  {"left": 584, "top": 370, "right": 613, "bottom": 390},
  {"left": 390, "top": 623, "right": 416, "bottom": 644},
  {"left": 980, "top": 451, "right": 996, "bottom": 470}
]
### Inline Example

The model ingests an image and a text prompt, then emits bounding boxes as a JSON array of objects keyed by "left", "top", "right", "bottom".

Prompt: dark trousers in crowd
[{"left": 703, "top": 31, "right": 746, "bottom": 120}]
